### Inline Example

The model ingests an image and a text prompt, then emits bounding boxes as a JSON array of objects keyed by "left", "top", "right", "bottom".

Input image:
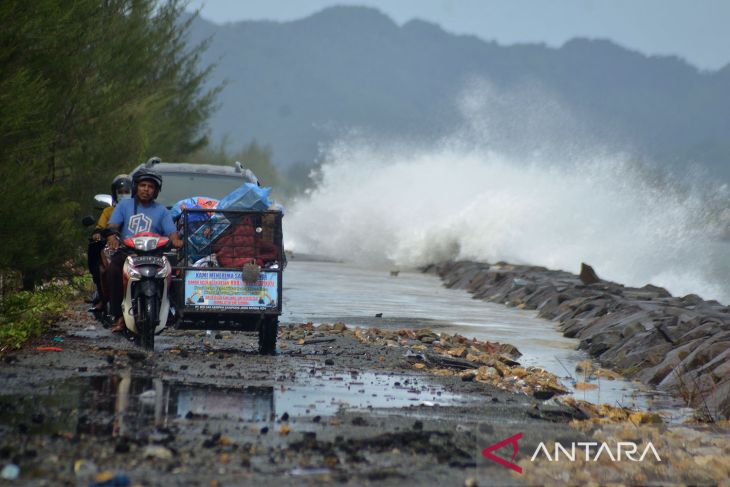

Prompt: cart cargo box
[{"left": 172, "top": 208, "right": 284, "bottom": 353}]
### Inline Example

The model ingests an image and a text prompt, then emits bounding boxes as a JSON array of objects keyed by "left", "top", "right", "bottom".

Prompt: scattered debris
[
  {"left": 143, "top": 445, "right": 174, "bottom": 460},
  {"left": 574, "top": 381, "right": 599, "bottom": 391},
  {"left": 290, "top": 467, "right": 330, "bottom": 476},
  {"left": 74, "top": 459, "right": 98, "bottom": 478},
  {"left": 1, "top": 464, "right": 19, "bottom": 480},
  {"left": 297, "top": 337, "right": 336, "bottom": 345}
]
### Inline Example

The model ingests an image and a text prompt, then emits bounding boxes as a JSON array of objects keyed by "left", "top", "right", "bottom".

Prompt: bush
[{"left": 0, "top": 278, "right": 85, "bottom": 351}]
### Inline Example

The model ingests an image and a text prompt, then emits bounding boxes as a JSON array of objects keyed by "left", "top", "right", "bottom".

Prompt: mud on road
[{"left": 0, "top": 306, "right": 587, "bottom": 486}]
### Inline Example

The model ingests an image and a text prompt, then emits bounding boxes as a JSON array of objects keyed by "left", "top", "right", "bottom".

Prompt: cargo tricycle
[{"left": 170, "top": 208, "right": 284, "bottom": 354}]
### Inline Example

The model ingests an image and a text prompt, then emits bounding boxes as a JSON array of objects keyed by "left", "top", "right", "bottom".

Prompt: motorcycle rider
[
  {"left": 105, "top": 166, "right": 183, "bottom": 333},
  {"left": 87, "top": 174, "right": 132, "bottom": 312}
]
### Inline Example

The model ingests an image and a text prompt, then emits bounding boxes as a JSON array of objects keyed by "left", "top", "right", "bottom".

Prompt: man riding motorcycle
[
  {"left": 105, "top": 166, "right": 183, "bottom": 333},
  {"left": 87, "top": 174, "right": 132, "bottom": 312}
]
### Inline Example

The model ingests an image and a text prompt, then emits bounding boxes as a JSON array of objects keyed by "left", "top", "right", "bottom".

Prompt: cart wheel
[{"left": 258, "top": 317, "right": 278, "bottom": 355}]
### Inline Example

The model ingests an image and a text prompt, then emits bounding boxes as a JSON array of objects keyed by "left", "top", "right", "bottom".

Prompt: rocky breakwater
[{"left": 426, "top": 261, "right": 730, "bottom": 420}]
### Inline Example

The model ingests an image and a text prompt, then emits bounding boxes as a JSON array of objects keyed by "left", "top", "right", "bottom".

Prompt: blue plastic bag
[{"left": 218, "top": 183, "right": 272, "bottom": 211}]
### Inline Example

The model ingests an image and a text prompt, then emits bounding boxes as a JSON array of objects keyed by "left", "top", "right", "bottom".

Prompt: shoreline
[{"left": 426, "top": 260, "right": 730, "bottom": 421}]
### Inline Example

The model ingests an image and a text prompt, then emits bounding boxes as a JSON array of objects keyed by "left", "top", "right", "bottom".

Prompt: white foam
[{"left": 285, "top": 81, "right": 730, "bottom": 304}]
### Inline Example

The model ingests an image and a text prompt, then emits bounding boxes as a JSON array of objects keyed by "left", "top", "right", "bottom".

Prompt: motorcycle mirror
[
  {"left": 81, "top": 215, "right": 96, "bottom": 227},
  {"left": 94, "top": 194, "right": 113, "bottom": 209}
]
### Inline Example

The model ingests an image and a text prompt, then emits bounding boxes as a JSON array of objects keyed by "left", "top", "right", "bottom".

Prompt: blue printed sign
[{"left": 184, "top": 269, "right": 278, "bottom": 309}]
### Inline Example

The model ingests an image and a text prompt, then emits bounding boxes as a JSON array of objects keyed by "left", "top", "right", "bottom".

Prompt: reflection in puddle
[
  {"left": 0, "top": 370, "right": 464, "bottom": 437},
  {"left": 276, "top": 371, "right": 462, "bottom": 415},
  {"left": 176, "top": 386, "right": 274, "bottom": 422}
]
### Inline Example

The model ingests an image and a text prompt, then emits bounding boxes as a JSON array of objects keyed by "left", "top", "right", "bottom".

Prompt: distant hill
[{"left": 187, "top": 6, "right": 730, "bottom": 181}]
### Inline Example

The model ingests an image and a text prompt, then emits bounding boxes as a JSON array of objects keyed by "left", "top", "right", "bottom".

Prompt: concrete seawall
[{"left": 427, "top": 260, "right": 730, "bottom": 420}]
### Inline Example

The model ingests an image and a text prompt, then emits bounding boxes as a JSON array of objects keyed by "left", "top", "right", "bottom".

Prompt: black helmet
[
  {"left": 132, "top": 167, "right": 163, "bottom": 199},
  {"left": 111, "top": 174, "right": 132, "bottom": 204}
]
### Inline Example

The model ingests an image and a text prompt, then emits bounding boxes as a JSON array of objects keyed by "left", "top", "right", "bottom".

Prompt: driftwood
[
  {"left": 405, "top": 351, "right": 474, "bottom": 370},
  {"left": 298, "top": 337, "right": 336, "bottom": 345}
]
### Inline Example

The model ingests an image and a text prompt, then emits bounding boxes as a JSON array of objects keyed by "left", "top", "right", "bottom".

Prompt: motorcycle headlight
[
  {"left": 127, "top": 267, "right": 141, "bottom": 279},
  {"left": 155, "top": 266, "right": 170, "bottom": 278}
]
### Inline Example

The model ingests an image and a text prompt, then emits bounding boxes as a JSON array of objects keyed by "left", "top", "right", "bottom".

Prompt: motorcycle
[
  {"left": 82, "top": 194, "right": 116, "bottom": 326},
  {"left": 119, "top": 232, "right": 173, "bottom": 350}
]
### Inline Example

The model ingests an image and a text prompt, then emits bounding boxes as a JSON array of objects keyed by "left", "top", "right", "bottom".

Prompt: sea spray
[{"left": 285, "top": 82, "right": 730, "bottom": 304}]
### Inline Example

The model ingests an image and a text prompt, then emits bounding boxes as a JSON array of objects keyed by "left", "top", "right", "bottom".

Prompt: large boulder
[{"left": 639, "top": 338, "right": 704, "bottom": 385}]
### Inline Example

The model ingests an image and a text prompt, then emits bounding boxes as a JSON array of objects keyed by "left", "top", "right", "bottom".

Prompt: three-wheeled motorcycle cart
[{"left": 170, "top": 208, "right": 284, "bottom": 354}]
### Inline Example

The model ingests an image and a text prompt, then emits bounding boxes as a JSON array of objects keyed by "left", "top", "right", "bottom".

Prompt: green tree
[{"left": 0, "top": 0, "right": 218, "bottom": 289}]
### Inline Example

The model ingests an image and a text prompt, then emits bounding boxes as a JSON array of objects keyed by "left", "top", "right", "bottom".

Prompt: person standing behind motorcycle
[
  {"left": 105, "top": 167, "right": 183, "bottom": 333},
  {"left": 87, "top": 175, "right": 132, "bottom": 312}
]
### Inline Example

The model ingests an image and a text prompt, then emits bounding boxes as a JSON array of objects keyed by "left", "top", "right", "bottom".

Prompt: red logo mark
[{"left": 482, "top": 432, "right": 523, "bottom": 473}]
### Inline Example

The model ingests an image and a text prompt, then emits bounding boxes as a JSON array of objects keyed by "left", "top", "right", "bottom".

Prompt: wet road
[{"left": 282, "top": 259, "right": 689, "bottom": 417}]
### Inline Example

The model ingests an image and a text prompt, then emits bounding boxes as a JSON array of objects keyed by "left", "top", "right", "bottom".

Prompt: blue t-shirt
[{"left": 109, "top": 198, "right": 177, "bottom": 239}]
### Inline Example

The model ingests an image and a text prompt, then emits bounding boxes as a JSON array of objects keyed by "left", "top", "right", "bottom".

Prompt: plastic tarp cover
[{"left": 217, "top": 183, "right": 272, "bottom": 211}]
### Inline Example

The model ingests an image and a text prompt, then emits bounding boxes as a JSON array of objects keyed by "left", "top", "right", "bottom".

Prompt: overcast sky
[{"left": 187, "top": 0, "right": 730, "bottom": 71}]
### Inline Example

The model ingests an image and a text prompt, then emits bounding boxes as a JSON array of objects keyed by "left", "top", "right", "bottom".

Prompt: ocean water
[{"left": 284, "top": 81, "right": 730, "bottom": 304}]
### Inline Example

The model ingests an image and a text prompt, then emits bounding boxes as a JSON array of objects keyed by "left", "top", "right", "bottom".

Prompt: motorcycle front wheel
[{"left": 137, "top": 295, "right": 158, "bottom": 351}]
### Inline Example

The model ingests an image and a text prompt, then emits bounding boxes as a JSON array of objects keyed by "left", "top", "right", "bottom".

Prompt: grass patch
[{"left": 0, "top": 276, "right": 89, "bottom": 352}]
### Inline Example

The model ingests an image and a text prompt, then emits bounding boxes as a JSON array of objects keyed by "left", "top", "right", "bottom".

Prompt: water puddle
[
  {"left": 276, "top": 370, "right": 463, "bottom": 415},
  {"left": 0, "top": 370, "right": 465, "bottom": 437}
]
